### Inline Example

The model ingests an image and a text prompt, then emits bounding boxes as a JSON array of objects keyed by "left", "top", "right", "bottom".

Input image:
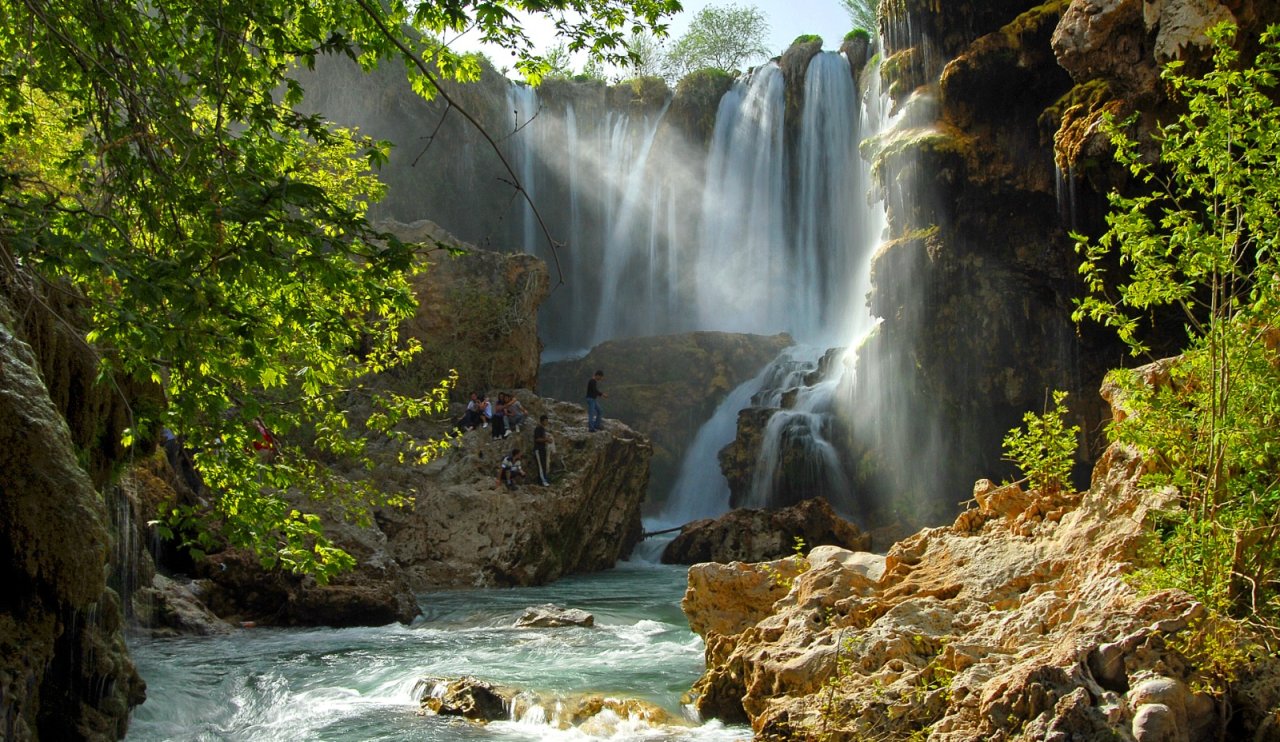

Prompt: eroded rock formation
[
  {"left": 662, "top": 498, "right": 871, "bottom": 565},
  {"left": 378, "top": 218, "right": 549, "bottom": 393},
  {"left": 0, "top": 282, "right": 145, "bottom": 739},
  {"left": 682, "top": 363, "right": 1280, "bottom": 739}
]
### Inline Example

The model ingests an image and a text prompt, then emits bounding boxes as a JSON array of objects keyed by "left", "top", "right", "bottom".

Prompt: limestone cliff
[
  {"left": 844, "top": 0, "right": 1280, "bottom": 526},
  {"left": 0, "top": 280, "right": 145, "bottom": 739},
  {"left": 682, "top": 364, "right": 1280, "bottom": 740},
  {"left": 377, "top": 218, "right": 549, "bottom": 394},
  {"left": 539, "top": 331, "right": 794, "bottom": 512}
]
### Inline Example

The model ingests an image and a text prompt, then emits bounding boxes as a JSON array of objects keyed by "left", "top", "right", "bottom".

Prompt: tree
[
  {"left": 1074, "top": 24, "right": 1280, "bottom": 624},
  {"left": 0, "top": 0, "right": 677, "bottom": 579},
  {"left": 664, "top": 3, "right": 771, "bottom": 80},
  {"left": 839, "top": 0, "right": 878, "bottom": 37},
  {"left": 626, "top": 31, "right": 667, "bottom": 79}
]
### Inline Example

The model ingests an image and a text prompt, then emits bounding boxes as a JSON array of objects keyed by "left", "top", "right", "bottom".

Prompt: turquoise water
[{"left": 126, "top": 561, "right": 751, "bottom": 741}]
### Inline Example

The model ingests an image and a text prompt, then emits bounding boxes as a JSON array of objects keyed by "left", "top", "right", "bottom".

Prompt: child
[{"left": 498, "top": 448, "right": 526, "bottom": 490}]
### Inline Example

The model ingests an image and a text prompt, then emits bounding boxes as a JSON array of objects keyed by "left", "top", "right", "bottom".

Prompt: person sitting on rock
[
  {"left": 498, "top": 448, "right": 525, "bottom": 490},
  {"left": 458, "top": 391, "right": 485, "bottom": 431},
  {"left": 505, "top": 394, "right": 527, "bottom": 433}
]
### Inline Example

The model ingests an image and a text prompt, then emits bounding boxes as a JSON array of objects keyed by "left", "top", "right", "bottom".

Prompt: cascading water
[
  {"left": 695, "top": 63, "right": 788, "bottom": 336},
  {"left": 504, "top": 86, "right": 677, "bottom": 353},
  {"left": 650, "top": 52, "right": 886, "bottom": 527}
]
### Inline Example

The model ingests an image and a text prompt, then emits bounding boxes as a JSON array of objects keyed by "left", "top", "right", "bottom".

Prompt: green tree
[
  {"left": 1074, "top": 24, "right": 1280, "bottom": 622},
  {"left": 626, "top": 31, "right": 668, "bottom": 79},
  {"left": 839, "top": 0, "right": 878, "bottom": 37},
  {"left": 0, "top": 0, "right": 677, "bottom": 578},
  {"left": 664, "top": 3, "right": 770, "bottom": 79}
]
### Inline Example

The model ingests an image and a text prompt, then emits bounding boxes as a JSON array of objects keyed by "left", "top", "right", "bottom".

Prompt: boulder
[
  {"left": 376, "top": 398, "right": 651, "bottom": 588},
  {"left": 132, "top": 575, "right": 233, "bottom": 637},
  {"left": 515, "top": 604, "right": 595, "bottom": 628},
  {"left": 419, "top": 676, "right": 512, "bottom": 722},
  {"left": 195, "top": 538, "right": 421, "bottom": 627},
  {"left": 539, "top": 331, "right": 793, "bottom": 510},
  {"left": 661, "top": 498, "right": 871, "bottom": 564}
]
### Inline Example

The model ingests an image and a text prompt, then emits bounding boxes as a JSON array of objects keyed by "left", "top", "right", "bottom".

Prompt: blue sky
[{"left": 453, "top": 0, "right": 855, "bottom": 76}]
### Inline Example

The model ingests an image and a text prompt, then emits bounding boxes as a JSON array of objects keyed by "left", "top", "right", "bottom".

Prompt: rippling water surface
[{"left": 127, "top": 561, "right": 751, "bottom": 741}]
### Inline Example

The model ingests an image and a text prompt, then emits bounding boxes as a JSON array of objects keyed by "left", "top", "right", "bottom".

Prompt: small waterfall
[{"left": 654, "top": 361, "right": 779, "bottom": 528}]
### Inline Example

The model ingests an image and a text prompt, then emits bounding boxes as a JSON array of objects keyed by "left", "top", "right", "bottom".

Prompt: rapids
[{"left": 126, "top": 562, "right": 750, "bottom": 741}]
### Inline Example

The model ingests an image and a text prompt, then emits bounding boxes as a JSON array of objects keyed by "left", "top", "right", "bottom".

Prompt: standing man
[
  {"left": 585, "top": 369, "right": 607, "bottom": 432},
  {"left": 533, "top": 415, "right": 551, "bottom": 486}
]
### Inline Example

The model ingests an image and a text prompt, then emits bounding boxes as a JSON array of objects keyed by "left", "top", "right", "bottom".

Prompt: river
[{"left": 125, "top": 559, "right": 751, "bottom": 741}]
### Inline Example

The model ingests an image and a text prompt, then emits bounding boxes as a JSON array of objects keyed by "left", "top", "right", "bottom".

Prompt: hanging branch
[{"left": 350, "top": 0, "right": 567, "bottom": 291}]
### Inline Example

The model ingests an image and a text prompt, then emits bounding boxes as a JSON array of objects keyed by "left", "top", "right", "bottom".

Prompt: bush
[
  {"left": 1002, "top": 390, "right": 1079, "bottom": 494},
  {"left": 844, "top": 28, "right": 872, "bottom": 43}
]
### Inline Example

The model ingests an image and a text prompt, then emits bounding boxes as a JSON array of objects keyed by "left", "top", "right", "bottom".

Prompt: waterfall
[
  {"left": 507, "top": 84, "right": 540, "bottom": 254},
  {"left": 654, "top": 361, "right": 778, "bottom": 528},
  {"left": 695, "top": 63, "right": 787, "bottom": 336},
  {"left": 794, "top": 52, "right": 864, "bottom": 344},
  {"left": 591, "top": 100, "right": 672, "bottom": 344}
]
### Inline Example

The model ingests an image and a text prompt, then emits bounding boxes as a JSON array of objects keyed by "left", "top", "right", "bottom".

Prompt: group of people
[
  {"left": 458, "top": 391, "right": 528, "bottom": 439},
  {"left": 462, "top": 370, "right": 610, "bottom": 491}
]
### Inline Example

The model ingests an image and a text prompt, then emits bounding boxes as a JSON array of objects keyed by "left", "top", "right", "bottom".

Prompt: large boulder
[
  {"left": 376, "top": 398, "right": 651, "bottom": 588},
  {"left": 539, "top": 331, "right": 793, "bottom": 510},
  {"left": 662, "top": 498, "right": 871, "bottom": 565},
  {"left": 0, "top": 283, "right": 145, "bottom": 740}
]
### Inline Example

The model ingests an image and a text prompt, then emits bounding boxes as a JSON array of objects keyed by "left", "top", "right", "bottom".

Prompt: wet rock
[
  {"left": 0, "top": 286, "right": 145, "bottom": 739},
  {"left": 662, "top": 497, "right": 871, "bottom": 565},
  {"left": 420, "top": 676, "right": 512, "bottom": 722},
  {"left": 133, "top": 575, "right": 233, "bottom": 637},
  {"left": 515, "top": 604, "right": 595, "bottom": 628}
]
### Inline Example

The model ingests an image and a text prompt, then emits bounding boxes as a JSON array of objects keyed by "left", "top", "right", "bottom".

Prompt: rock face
[
  {"left": 539, "top": 331, "right": 793, "bottom": 510},
  {"left": 681, "top": 363, "right": 1280, "bottom": 739},
  {"left": 376, "top": 398, "right": 651, "bottom": 588},
  {"left": 661, "top": 498, "right": 871, "bottom": 565},
  {"left": 0, "top": 283, "right": 145, "bottom": 739},
  {"left": 378, "top": 218, "right": 549, "bottom": 393}
]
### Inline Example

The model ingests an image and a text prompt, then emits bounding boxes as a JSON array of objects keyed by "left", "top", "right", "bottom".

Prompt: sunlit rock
[{"left": 515, "top": 604, "right": 595, "bottom": 628}]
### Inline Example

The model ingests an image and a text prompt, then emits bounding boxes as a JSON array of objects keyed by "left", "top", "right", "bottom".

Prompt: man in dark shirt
[
  {"left": 585, "top": 369, "right": 606, "bottom": 432},
  {"left": 533, "top": 415, "right": 551, "bottom": 486}
]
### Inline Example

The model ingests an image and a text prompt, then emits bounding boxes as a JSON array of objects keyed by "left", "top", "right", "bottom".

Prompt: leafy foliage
[
  {"left": 664, "top": 3, "right": 771, "bottom": 80},
  {"left": 0, "top": 0, "right": 676, "bottom": 579},
  {"left": 1074, "top": 24, "right": 1280, "bottom": 627},
  {"left": 1002, "top": 390, "right": 1080, "bottom": 494}
]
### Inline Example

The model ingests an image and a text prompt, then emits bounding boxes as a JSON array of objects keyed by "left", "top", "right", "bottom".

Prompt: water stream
[{"left": 126, "top": 562, "right": 748, "bottom": 741}]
